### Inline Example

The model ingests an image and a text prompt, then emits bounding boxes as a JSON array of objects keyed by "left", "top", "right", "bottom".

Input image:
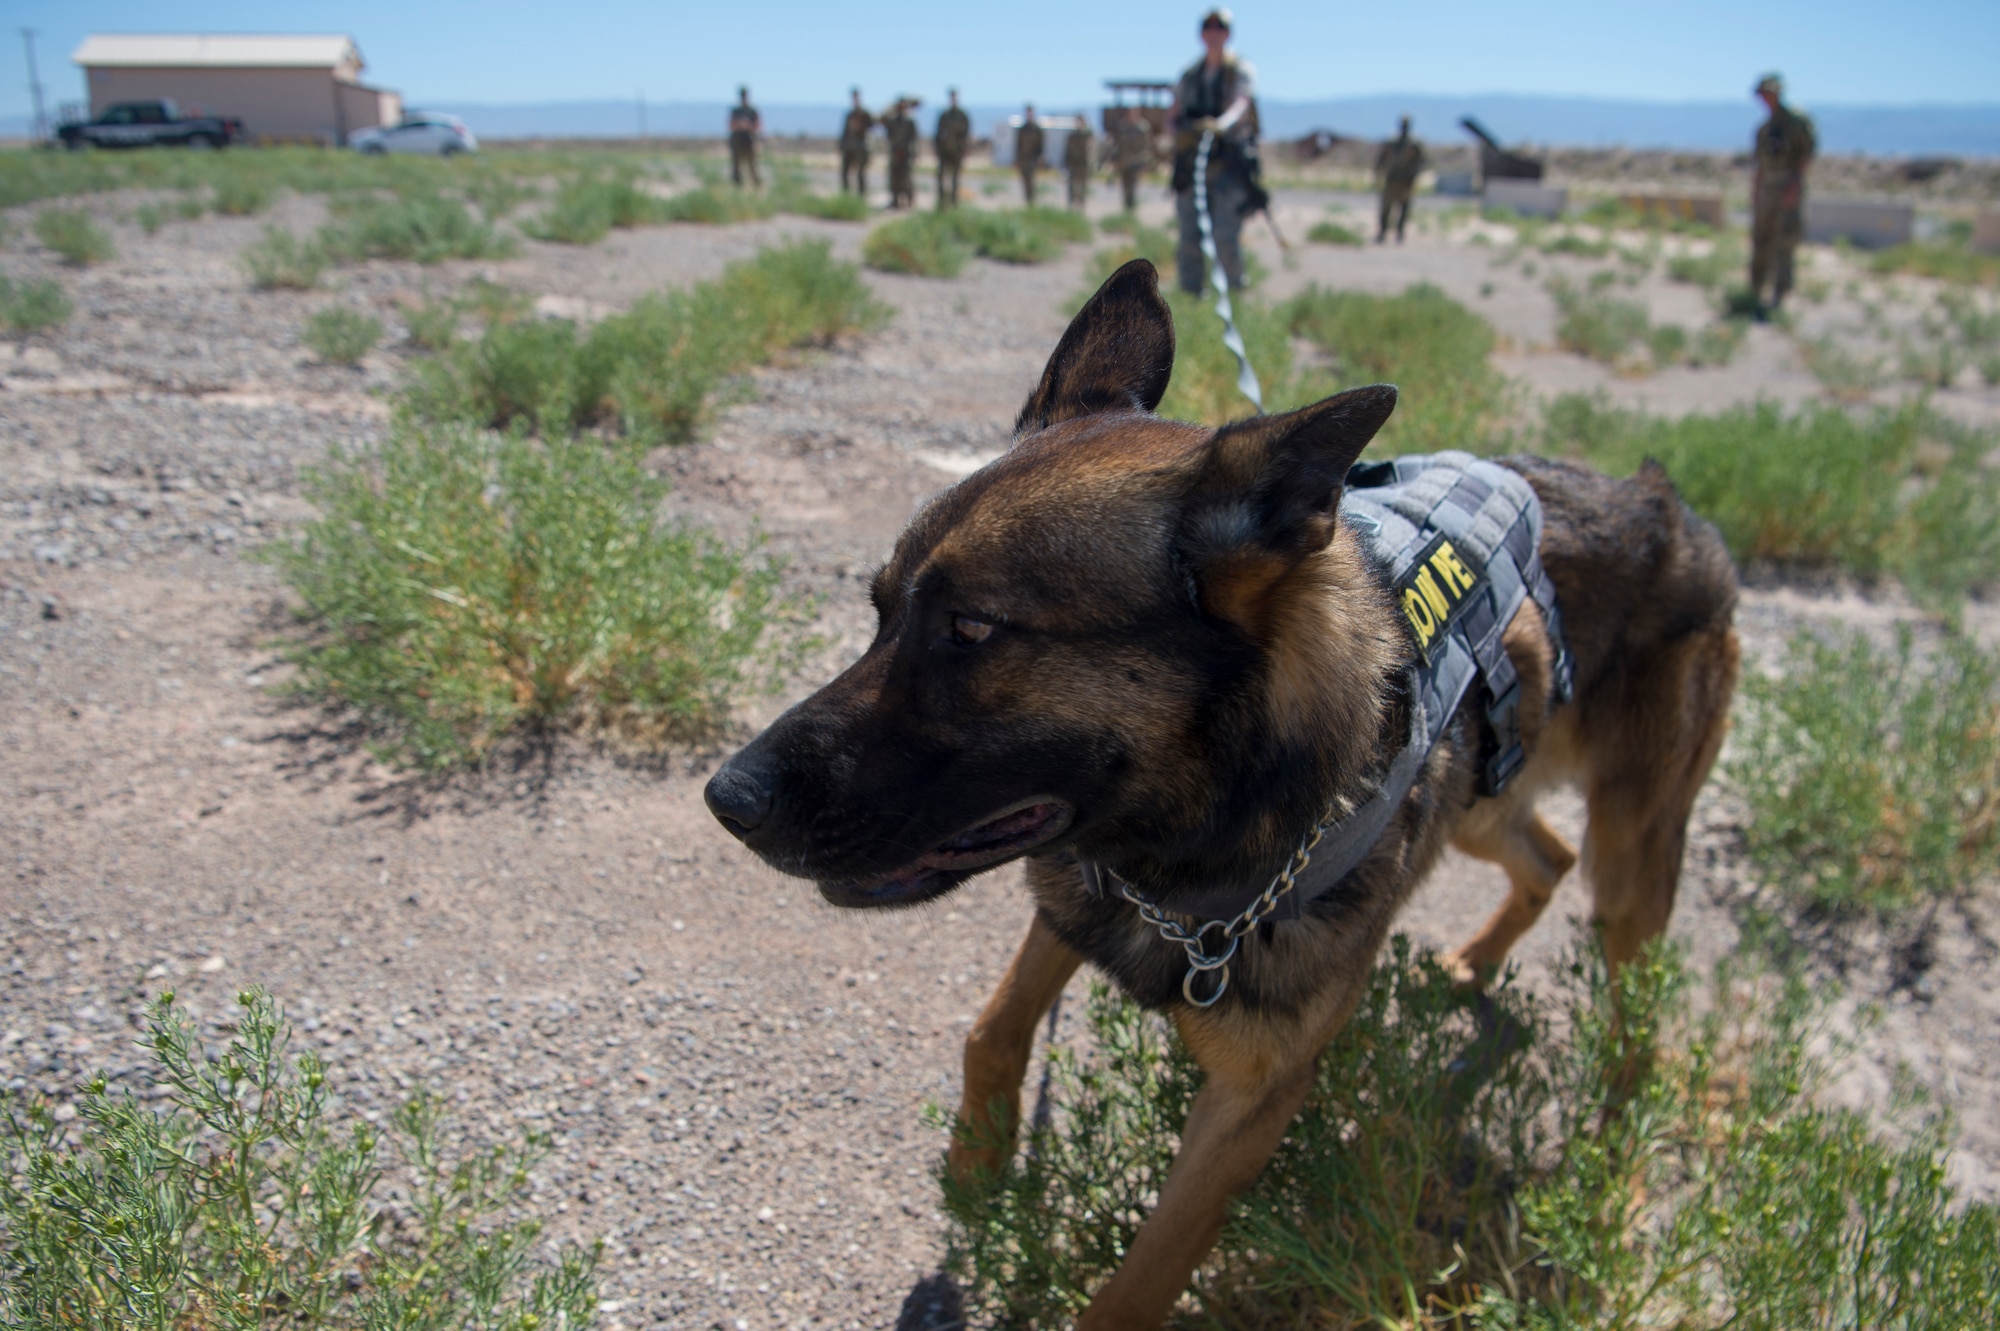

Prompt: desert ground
[{"left": 4, "top": 160, "right": 1998, "bottom": 1329}]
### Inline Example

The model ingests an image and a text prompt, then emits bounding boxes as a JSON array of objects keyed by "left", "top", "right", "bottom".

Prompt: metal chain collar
[{"left": 1112, "top": 811, "right": 1332, "bottom": 1008}]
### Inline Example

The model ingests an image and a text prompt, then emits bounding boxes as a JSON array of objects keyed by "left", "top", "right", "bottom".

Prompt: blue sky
[{"left": 8, "top": 0, "right": 1997, "bottom": 120}]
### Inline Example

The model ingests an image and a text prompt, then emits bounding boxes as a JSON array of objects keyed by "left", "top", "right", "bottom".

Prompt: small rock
[
  {"left": 39, "top": 593, "right": 62, "bottom": 620},
  {"left": 198, "top": 955, "right": 226, "bottom": 974}
]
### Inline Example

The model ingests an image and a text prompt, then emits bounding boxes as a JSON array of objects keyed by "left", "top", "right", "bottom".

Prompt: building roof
[{"left": 72, "top": 34, "right": 364, "bottom": 71}]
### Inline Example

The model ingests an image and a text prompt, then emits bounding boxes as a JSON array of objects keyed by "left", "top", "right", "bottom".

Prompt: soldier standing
[
  {"left": 1064, "top": 118, "right": 1095, "bottom": 212},
  {"left": 728, "top": 86, "right": 762, "bottom": 189},
  {"left": 1171, "top": 8, "right": 1258, "bottom": 294},
  {"left": 1112, "top": 109, "right": 1152, "bottom": 212},
  {"left": 1750, "top": 72, "right": 1815, "bottom": 319},
  {"left": 885, "top": 99, "right": 920, "bottom": 209},
  {"left": 935, "top": 88, "right": 971, "bottom": 210},
  {"left": 1015, "top": 104, "right": 1045, "bottom": 207},
  {"left": 840, "top": 88, "right": 874, "bottom": 198},
  {"left": 1374, "top": 116, "right": 1425, "bottom": 242}
]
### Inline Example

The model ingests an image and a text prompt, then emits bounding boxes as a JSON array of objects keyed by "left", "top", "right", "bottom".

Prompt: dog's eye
[{"left": 950, "top": 614, "right": 995, "bottom": 645}]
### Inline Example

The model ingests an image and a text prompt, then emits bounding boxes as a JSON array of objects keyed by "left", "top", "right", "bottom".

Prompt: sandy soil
[{"left": 4, "top": 175, "right": 1998, "bottom": 1329}]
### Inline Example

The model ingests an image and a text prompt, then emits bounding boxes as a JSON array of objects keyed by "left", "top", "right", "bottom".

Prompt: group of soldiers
[{"left": 726, "top": 9, "right": 1817, "bottom": 318}]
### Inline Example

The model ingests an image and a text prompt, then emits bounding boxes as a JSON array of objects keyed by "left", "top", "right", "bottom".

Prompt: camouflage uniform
[
  {"left": 840, "top": 99, "right": 875, "bottom": 196},
  {"left": 935, "top": 100, "right": 971, "bottom": 209},
  {"left": 1016, "top": 112, "right": 1045, "bottom": 207},
  {"left": 1113, "top": 111, "right": 1152, "bottom": 212},
  {"left": 1064, "top": 122, "right": 1095, "bottom": 211},
  {"left": 1172, "top": 50, "right": 1258, "bottom": 294},
  {"left": 728, "top": 92, "right": 762, "bottom": 189},
  {"left": 1375, "top": 121, "right": 1424, "bottom": 242},
  {"left": 1750, "top": 76, "right": 1816, "bottom": 312},
  {"left": 885, "top": 103, "right": 919, "bottom": 209}
]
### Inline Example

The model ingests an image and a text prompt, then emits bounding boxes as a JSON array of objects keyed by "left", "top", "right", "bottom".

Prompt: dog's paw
[{"left": 1441, "top": 947, "right": 1491, "bottom": 990}]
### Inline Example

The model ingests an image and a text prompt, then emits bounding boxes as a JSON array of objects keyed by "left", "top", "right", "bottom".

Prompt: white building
[{"left": 72, "top": 34, "right": 402, "bottom": 145}]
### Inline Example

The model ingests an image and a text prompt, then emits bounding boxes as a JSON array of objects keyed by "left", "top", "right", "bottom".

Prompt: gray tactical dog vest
[{"left": 1086, "top": 451, "right": 1573, "bottom": 924}]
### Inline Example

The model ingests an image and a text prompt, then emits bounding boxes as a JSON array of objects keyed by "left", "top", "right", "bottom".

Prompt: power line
[{"left": 20, "top": 28, "right": 48, "bottom": 143}]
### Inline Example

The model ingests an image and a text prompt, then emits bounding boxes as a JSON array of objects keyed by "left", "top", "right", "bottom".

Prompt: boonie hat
[
  {"left": 1201, "top": 7, "right": 1233, "bottom": 30},
  {"left": 1754, "top": 73, "right": 1783, "bottom": 96}
]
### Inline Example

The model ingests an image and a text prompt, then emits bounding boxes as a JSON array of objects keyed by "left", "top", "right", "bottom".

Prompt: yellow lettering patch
[{"left": 1394, "top": 534, "right": 1487, "bottom": 662}]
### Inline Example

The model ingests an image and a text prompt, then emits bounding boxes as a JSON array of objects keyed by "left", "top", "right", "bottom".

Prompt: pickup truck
[{"left": 57, "top": 100, "right": 245, "bottom": 151}]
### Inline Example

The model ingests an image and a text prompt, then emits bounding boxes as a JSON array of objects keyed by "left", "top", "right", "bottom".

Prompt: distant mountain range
[{"left": 10, "top": 94, "right": 1998, "bottom": 156}]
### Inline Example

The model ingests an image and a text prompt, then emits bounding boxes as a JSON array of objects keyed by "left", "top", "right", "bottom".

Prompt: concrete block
[
  {"left": 1432, "top": 170, "right": 1477, "bottom": 196},
  {"left": 1619, "top": 193, "right": 1725, "bottom": 228},
  {"left": 1483, "top": 179, "right": 1567, "bottom": 219},
  {"left": 1803, "top": 198, "right": 1914, "bottom": 250},
  {"left": 1972, "top": 212, "right": 2000, "bottom": 255}
]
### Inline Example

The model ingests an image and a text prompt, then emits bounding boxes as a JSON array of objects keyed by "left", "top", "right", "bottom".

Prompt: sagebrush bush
[
  {"left": 271, "top": 423, "right": 802, "bottom": 767},
  {"left": 864, "top": 207, "right": 1090, "bottom": 276},
  {"left": 211, "top": 173, "right": 275, "bottom": 216},
  {"left": 34, "top": 207, "right": 115, "bottom": 266},
  {"left": 1284, "top": 282, "right": 1512, "bottom": 452},
  {"left": 1306, "top": 218, "right": 1364, "bottom": 246},
  {"left": 408, "top": 239, "right": 887, "bottom": 443},
  {"left": 863, "top": 213, "right": 972, "bottom": 277},
  {"left": 0, "top": 988, "right": 600, "bottom": 1329},
  {"left": 321, "top": 193, "right": 514, "bottom": 264},
  {"left": 0, "top": 274, "right": 71, "bottom": 335},
  {"left": 241, "top": 224, "right": 329, "bottom": 290},
  {"left": 1540, "top": 395, "right": 2000, "bottom": 598},
  {"left": 404, "top": 295, "right": 461, "bottom": 350},
  {"left": 940, "top": 935, "right": 2000, "bottom": 1329},
  {"left": 658, "top": 185, "right": 776, "bottom": 225},
  {"left": 1732, "top": 627, "right": 2000, "bottom": 919},
  {"left": 524, "top": 175, "right": 670, "bottom": 244},
  {"left": 301, "top": 306, "right": 383, "bottom": 366}
]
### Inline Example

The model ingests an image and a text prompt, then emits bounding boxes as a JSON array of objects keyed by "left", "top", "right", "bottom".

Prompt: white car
[{"left": 350, "top": 114, "right": 477, "bottom": 156}]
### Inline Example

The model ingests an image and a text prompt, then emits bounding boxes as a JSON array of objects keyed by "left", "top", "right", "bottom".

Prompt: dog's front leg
[
  {"left": 1078, "top": 1040, "right": 1318, "bottom": 1330},
  {"left": 948, "top": 911, "right": 1082, "bottom": 1184}
]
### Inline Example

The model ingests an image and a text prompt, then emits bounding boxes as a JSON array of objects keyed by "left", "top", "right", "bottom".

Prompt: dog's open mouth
[{"left": 819, "top": 798, "right": 1074, "bottom": 907}]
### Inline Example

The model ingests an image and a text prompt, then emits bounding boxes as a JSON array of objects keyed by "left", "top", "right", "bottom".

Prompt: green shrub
[
  {"left": 1283, "top": 282, "right": 1511, "bottom": 452},
  {"left": 775, "top": 188, "right": 871, "bottom": 221},
  {"left": 1870, "top": 239, "right": 2000, "bottom": 286},
  {"left": 524, "top": 175, "right": 672, "bottom": 244},
  {"left": 132, "top": 202, "right": 167, "bottom": 235},
  {"left": 301, "top": 306, "right": 383, "bottom": 366},
  {"left": 941, "top": 935, "right": 2000, "bottom": 1329},
  {"left": 1540, "top": 395, "right": 2000, "bottom": 598},
  {"left": 461, "top": 275, "right": 535, "bottom": 325},
  {"left": 1666, "top": 236, "right": 1747, "bottom": 289},
  {"left": 863, "top": 213, "right": 972, "bottom": 276},
  {"left": 1097, "top": 212, "right": 1140, "bottom": 234},
  {"left": 865, "top": 206, "right": 1090, "bottom": 276},
  {"left": 33, "top": 207, "right": 115, "bottom": 266},
  {"left": 1549, "top": 274, "right": 1653, "bottom": 364},
  {"left": 1306, "top": 218, "right": 1365, "bottom": 246},
  {"left": 0, "top": 275, "right": 71, "bottom": 336},
  {"left": 1541, "top": 229, "right": 1613, "bottom": 258},
  {"left": 1732, "top": 628, "right": 2000, "bottom": 920},
  {"left": 404, "top": 295, "right": 461, "bottom": 350},
  {"left": 241, "top": 224, "right": 329, "bottom": 290},
  {"left": 211, "top": 173, "right": 275, "bottom": 216},
  {"left": 0, "top": 987, "right": 600, "bottom": 1329},
  {"left": 464, "top": 171, "right": 539, "bottom": 220},
  {"left": 270, "top": 424, "right": 801, "bottom": 768},
  {"left": 1800, "top": 335, "right": 1890, "bottom": 400},
  {"left": 321, "top": 193, "right": 514, "bottom": 264},
  {"left": 409, "top": 239, "right": 887, "bottom": 444},
  {"left": 645, "top": 185, "right": 775, "bottom": 226}
]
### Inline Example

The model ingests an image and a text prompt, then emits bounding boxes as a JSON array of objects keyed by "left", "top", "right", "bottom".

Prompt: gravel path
[{"left": 4, "top": 186, "right": 1997, "bottom": 1329}]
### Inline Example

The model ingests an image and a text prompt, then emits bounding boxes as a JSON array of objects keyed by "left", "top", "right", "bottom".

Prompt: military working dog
[{"left": 706, "top": 260, "right": 1738, "bottom": 1328}]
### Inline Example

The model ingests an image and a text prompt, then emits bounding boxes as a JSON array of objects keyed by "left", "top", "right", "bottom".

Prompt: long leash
[{"left": 1192, "top": 129, "right": 1263, "bottom": 414}]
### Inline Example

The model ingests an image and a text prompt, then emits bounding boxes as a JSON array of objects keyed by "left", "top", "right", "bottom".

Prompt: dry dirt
[{"left": 4, "top": 175, "right": 1998, "bottom": 1330}]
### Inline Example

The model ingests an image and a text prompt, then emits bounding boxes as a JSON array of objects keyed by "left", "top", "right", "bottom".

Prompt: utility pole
[{"left": 20, "top": 28, "right": 48, "bottom": 144}]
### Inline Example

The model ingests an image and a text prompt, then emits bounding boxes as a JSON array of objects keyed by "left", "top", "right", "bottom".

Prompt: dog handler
[{"left": 1171, "top": 8, "right": 1257, "bottom": 294}]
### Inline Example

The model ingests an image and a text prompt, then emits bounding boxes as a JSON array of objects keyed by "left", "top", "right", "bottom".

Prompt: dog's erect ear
[
  {"left": 1015, "top": 259, "right": 1175, "bottom": 436},
  {"left": 1178, "top": 384, "right": 1398, "bottom": 631}
]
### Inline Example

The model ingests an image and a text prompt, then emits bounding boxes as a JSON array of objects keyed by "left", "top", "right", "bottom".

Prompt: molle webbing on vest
[{"left": 1084, "top": 452, "right": 1572, "bottom": 925}]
